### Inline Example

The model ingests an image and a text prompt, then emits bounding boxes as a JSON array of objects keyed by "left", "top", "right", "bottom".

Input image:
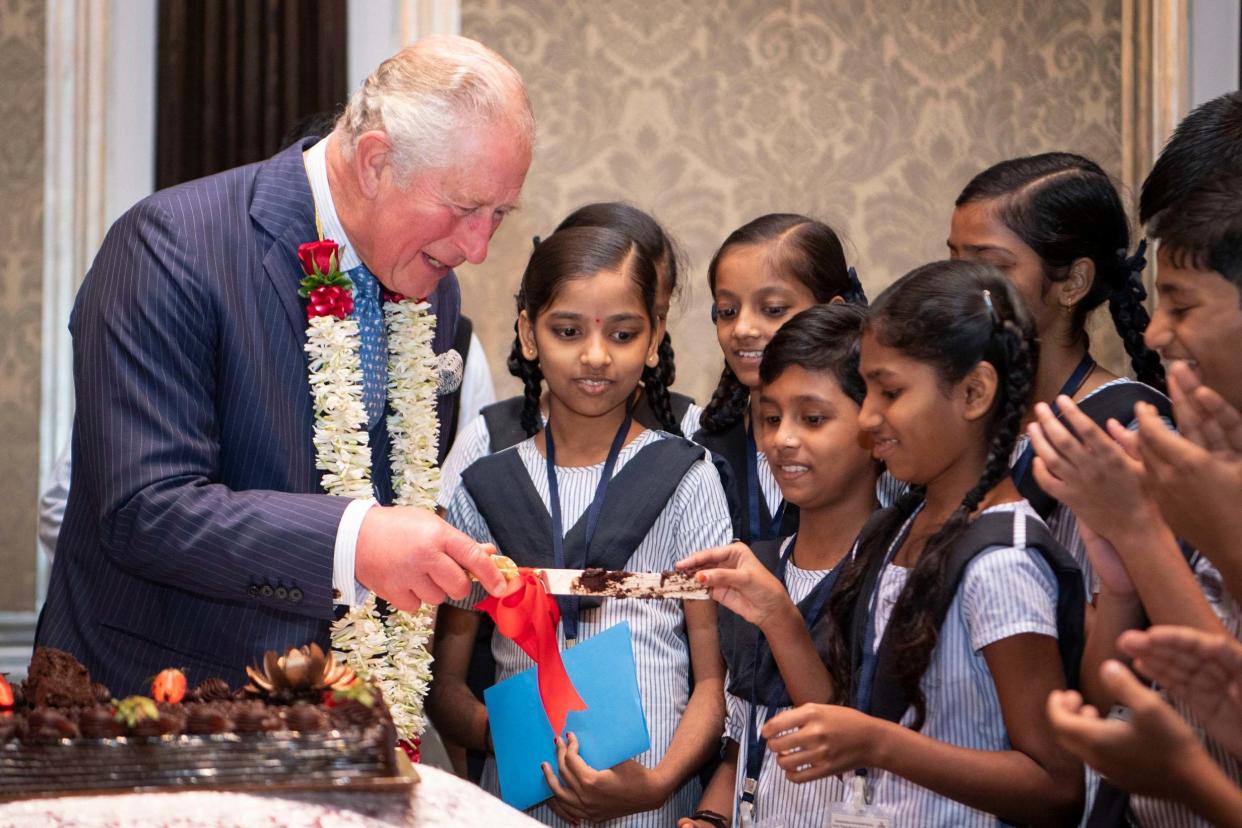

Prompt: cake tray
[{"left": 0, "top": 732, "right": 418, "bottom": 802}]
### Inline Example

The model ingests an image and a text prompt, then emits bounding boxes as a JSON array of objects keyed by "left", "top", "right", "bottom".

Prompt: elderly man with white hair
[{"left": 36, "top": 35, "right": 532, "bottom": 697}]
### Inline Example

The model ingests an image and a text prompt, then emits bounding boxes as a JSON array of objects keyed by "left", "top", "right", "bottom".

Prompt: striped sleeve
[{"left": 960, "top": 546, "right": 1059, "bottom": 652}]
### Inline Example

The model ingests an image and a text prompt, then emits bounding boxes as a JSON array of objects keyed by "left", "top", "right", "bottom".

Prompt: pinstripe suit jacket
[{"left": 35, "top": 140, "right": 461, "bottom": 696}]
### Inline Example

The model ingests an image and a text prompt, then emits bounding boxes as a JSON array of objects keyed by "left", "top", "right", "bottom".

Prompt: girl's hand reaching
[{"left": 677, "top": 542, "right": 794, "bottom": 628}]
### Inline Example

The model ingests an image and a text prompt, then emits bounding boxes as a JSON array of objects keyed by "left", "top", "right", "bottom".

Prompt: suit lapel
[{"left": 250, "top": 140, "right": 319, "bottom": 341}]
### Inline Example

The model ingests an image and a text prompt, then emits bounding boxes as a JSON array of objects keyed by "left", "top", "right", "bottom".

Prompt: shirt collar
[{"left": 304, "top": 136, "right": 362, "bottom": 271}]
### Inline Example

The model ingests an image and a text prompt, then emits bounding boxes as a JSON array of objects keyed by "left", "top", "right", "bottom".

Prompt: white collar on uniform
[{"left": 304, "top": 136, "right": 362, "bottom": 271}]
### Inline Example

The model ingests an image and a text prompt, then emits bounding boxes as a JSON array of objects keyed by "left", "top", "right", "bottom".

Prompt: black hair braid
[
  {"left": 884, "top": 318, "right": 1037, "bottom": 730},
  {"left": 697, "top": 365, "right": 750, "bottom": 434},
  {"left": 505, "top": 323, "right": 525, "bottom": 380},
  {"left": 641, "top": 368, "right": 682, "bottom": 436},
  {"left": 823, "top": 486, "right": 927, "bottom": 706},
  {"left": 1108, "top": 243, "right": 1167, "bottom": 392},
  {"left": 656, "top": 332, "right": 676, "bottom": 387},
  {"left": 515, "top": 353, "right": 545, "bottom": 437}
]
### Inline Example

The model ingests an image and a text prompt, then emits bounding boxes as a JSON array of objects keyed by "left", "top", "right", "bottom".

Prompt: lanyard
[
  {"left": 741, "top": 535, "right": 841, "bottom": 811},
  {"left": 1012, "top": 354, "right": 1096, "bottom": 487},
  {"left": 543, "top": 401, "right": 635, "bottom": 644},
  {"left": 745, "top": 420, "right": 785, "bottom": 542}
]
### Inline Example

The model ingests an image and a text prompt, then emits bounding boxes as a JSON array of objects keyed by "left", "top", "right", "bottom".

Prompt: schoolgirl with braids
[
  {"left": 555, "top": 202, "right": 699, "bottom": 437},
  {"left": 738, "top": 262, "right": 1085, "bottom": 826},
  {"left": 429, "top": 225, "right": 731, "bottom": 827},
  {"left": 437, "top": 202, "right": 695, "bottom": 511},
  {"left": 691, "top": 213, "right": 866, "bottom": 544},
  {"left": 948, "top": 152, "right": 1171, "bottom": 591}
]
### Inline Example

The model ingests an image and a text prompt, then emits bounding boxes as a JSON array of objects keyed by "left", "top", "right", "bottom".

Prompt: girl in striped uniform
[
  {"left": 947, "top": 152, "right": 1170, "bottom": 597},
  {"left": 691, "top": 214, "right": 867, "bottom": 545},
  {"left": 438, "top": 202, "right": 699, "bottom": 509},
  {"left": 749, "top": 261, "right": 1086, "bottom": 826},
  {"left": 427, "top": 225, "right": 732, "bottom": 827},
  {"left": 676, "top": 303, "right": 880, "bottom": 828}
]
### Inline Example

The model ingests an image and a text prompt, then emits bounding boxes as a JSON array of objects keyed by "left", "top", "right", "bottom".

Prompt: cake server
[{"left": 535, "top": 568, "right": 711, "bottom": 600}]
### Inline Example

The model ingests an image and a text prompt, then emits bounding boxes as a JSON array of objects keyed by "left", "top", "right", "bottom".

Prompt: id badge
[{"left": 828, "top": 773, "right": 892, "bottom": 828}]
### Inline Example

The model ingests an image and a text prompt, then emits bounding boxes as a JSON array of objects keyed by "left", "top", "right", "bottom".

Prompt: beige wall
[
  {"left": 460, "top": 0, "right": 1127, "bottom": 403},
  {"left": 0, "top": 0, "right": 45, "bottom": 611}
]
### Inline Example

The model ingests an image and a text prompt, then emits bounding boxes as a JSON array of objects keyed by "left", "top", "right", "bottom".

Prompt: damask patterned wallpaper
[
  {"left": 459, "top": 0, "right": 1126, "bottom": 403},
  {"left": 0, "top": 0, "right": 44, "bottom": 610}
]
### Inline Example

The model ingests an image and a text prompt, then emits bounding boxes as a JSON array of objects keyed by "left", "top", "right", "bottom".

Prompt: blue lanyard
[
  {"left": 1011, "top": 354, "right": 1096, "bottom": 487},
  {"left": 745, "top": 420, "right": 785, "bottom": 542},
  {"left": 742, "top": 534, "right": 840, "bottom": 808},
  {"left": 543, "top": 401, "right": 635, "bottom": 643}
]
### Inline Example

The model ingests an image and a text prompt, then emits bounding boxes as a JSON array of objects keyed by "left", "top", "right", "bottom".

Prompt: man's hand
[
  {"left": 1120, "top": 625, "right": 1242, "bottom": 761},
  {"left": 355, "top": 506, "right": 506, "bottom": 611}
]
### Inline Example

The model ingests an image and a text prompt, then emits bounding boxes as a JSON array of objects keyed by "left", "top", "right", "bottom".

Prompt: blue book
[{"left": 484, "top": 621, "right": 651, "bottom": 811}]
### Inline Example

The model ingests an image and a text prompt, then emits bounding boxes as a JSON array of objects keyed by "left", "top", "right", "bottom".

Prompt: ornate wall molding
[{"left": 1121, "top": 0, "right": 1190, "bottom": 210}]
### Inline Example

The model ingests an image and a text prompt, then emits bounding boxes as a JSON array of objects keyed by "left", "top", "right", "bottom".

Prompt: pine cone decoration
[{"left": 244, "top": 643, "right": 355, "bottom": 703}]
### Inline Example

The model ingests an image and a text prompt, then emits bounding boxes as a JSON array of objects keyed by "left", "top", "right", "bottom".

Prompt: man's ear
[
  {"left": 961, "top": 361, "right": 999, "bottom": 422},
  {"left": 352, "top": 131, "right": 393, "bottom": 200},
  {"left": 517, "top": 310, "right": 538, "bottom": 360}
]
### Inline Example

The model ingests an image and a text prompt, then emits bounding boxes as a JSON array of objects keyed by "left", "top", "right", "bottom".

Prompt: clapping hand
[
  {"left": 1046, "top": 660, "right": 1206, "bottom": 800},
  {"left": 1134, "top": 363, "right": 1242, "bottom": 562},
  {"left": 676, "top": 542, "right": 793, "bottom": 629},
  {"left": 1119, "top": 625, "right": 1242, "bottom": 761},
  {"left": 1027, "top": 396, "right": 1162, "bottom": 543}
]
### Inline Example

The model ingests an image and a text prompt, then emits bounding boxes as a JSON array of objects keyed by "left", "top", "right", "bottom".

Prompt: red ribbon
[{"left": 476, "top": 570, "right": 587, "bottom": 735}]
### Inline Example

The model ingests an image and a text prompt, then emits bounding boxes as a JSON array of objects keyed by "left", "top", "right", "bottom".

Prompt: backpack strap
[
  {"left": 862, "top": 511, "right": 1085, "bottom": 724},
  {"left": 1017, "top": 382, "right": 1173, "bottom": 518},
  {"left": 480, "top": 396, "right": 530, "bottom": 454}
]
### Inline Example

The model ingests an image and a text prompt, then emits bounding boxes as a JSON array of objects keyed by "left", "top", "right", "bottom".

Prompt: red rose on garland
[
  {"left": 298, "top": 240, "right": 340, "bottom": 278},
  {"left": 297, "top": 239, "right": 355, "bottom": 320}
]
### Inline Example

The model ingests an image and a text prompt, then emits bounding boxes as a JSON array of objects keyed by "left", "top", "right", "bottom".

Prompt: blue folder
[{"left": 484, "top": 621, "right": 651, "bottom": 811}]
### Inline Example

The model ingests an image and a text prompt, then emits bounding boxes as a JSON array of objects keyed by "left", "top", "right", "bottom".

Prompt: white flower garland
[{"left": 307, "top": 292, "right": 441, "bottom": 743}]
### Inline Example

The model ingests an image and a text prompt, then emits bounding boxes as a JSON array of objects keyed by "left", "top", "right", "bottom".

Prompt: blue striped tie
[{"left": 348, "top": 264, "right": 388, "bottom": 427}]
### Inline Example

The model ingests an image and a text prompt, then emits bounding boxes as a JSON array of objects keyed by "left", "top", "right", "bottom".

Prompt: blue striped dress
[
  {"left": 724, "top": 536, "right": 846, "bottom": 827},
  {"left": 447, "top": 428, "right": 732, "bottom": 827},
  {"left": 856, "top": 501, "right": 1061, "bottom": 826}
]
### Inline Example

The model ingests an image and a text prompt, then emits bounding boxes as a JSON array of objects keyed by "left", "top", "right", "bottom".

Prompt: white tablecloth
[{"left": 0, "top": 765, "right": 540, "bottom": 827}]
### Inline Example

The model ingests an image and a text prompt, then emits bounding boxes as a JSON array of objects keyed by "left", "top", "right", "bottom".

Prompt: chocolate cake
[{"left": 0, "top": 645, "right": 401, "bottom": 798}]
